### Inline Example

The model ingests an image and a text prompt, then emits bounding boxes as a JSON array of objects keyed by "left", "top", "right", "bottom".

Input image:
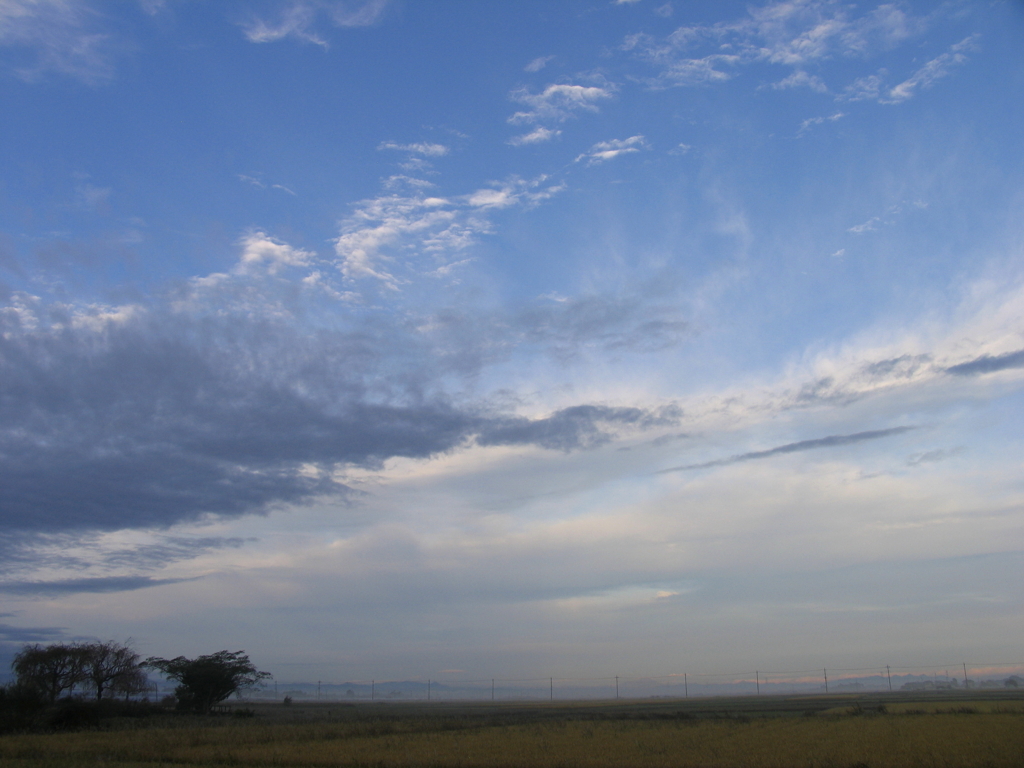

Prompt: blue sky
[{"left": 1, "top": 0, "right": 1023, "bottom": 684}]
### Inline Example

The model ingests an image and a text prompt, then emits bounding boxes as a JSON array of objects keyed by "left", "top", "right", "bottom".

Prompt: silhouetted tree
[
  {"left": 144, "top": 650, "right": 270, "bottom": 713},
  {"left": 11, "top": 641, "right": 147, "bottom": 703},
  {"left": 82, "top": 641, "right": 146, "bottom": 701},
  {"left": 11, "top": 643, "right": 89, "bottom": 703}
]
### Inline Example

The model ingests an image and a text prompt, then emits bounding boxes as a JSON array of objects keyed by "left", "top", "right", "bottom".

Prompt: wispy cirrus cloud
[
  {"left": 657, "top": 427, "right": 916, "bottom": 474},
  {"left": 241, "top": 0, "right": 388, "bottom": 45},
  {"left": 839, "top": 34, "right": 980, "bottom": 104},
  {"left": 0, "top": 0, "right": 116, "bottom": 83},
  {"left": 883, "top": 34, "right": 979, "bottom": 103},
  {"left": 772, "top": 69, "right": 828, "bottom": 93},
  {"left": 623, "top": 0, "right": 932, "bottom": 91},
  {"left": 797, "top": 111, "right": 844, "bottom": 135}
]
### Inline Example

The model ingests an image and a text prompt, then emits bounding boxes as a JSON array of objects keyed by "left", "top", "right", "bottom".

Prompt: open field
[{"left": 2, "top": 692, "right": 1023, "bottom": 767}]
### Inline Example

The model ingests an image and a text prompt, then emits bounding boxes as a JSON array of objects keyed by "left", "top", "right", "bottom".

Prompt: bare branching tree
[
  {"left": 11, "top": 641, "right": 146, "bottom": 703},
  {"left": 83, "top": 641, "right": 146, "bottom": 702}
]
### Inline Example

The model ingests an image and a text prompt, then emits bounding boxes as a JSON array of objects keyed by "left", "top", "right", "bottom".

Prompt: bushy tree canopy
[{"left": 144, "top": 650, "right": 270, "bottom": 713}]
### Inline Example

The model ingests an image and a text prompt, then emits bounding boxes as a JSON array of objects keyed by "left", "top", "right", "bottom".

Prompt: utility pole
[
  {"left": 427, "top": 680, "right": 430, "bottom": 701},
  {"left": 755, "top": 671, "right": 759, "bottom": 695},
  {"left": 684, "top": 673, "right": 688, "bottom": 698},
  {"left": 963, "top": 663, "right": 968, "bottom": 687},
  {"left": 317, "top": 681, "right": 321, "bottom": 700},
  {"left": 615, "top": 676, "right": 619, "bottom": 699},
  {"left": 491, "top": 679, "right": 494, "bottom": 701},
  {"left": 550, "top": 677, "right": 553, "bottom": 701},
  {"left": 823, "top": 669, "right": 828, "bottom": 694},
  {"left": 371, "top": 680, "right": 374, "bottom": 701},
  {"left": 886, "top": 665, "right": 892, "bottom": 691}
]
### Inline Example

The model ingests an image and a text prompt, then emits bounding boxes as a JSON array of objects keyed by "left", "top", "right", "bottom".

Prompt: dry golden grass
[{"left": 2, "top": 704, "right": 1022, "bottom": 767}]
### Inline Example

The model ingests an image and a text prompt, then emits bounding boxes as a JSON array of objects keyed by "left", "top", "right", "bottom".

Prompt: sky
[{"left": 1, "top": 0, "right": 1023, "bottom": 686}]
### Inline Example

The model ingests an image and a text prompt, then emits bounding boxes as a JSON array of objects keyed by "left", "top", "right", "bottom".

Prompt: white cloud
[
  {"left": 624, "top": 1, "right": 932, "bottom": 91},
  {"left": 847, "top": 216, "right": 879, "bottom": 234},
  {"left": 654, "top": 3, "right": 673, "bottom": 18},
  {"left": 242, "top": 2, "right": 325, "bottom": 45},
  {"left": 137, "top": 0, "right": 166, "bottom": 14},
  {"left": 239, "top": 174, "right": 297, "bottom": 195},
  {"left": 884, "top": 35, "right": 978, "bottom": 104},
  {"left": 334, "top": 176, "right": 564, "bottom": 287},
  {"left": 797, "top": 111, "right": 844, "bottom": 135},
  {"left": 837, "top": 35, "right": 980, "bottom": 105},
  {"left": 524, "top": 55, "right": 554, "bottom": 73},
  {"left": 466, "top": 188, "right": 515, "bottom": 209},
  {"left": 838, "top": 72, "right": 884, "bottom": 102},
  {"left": 73, "top": 179, "right": 111, "bottom": 212},
  {"left": 846, "top": 201, "right": 922, "bottom": 233},
  {"left": 378, "top": 141, "right": 449, "bottom": 157},
  {"left": 575, "top": 135, "right": 647, "bottom": 165},
  {"left": 236, "top": 231, "right": 314, "bottom": 275},
  {"left": 241, "top": 0, "right": 388, "bottom": 45},
  {"left": 642, "top": 54, "right": 739, "bottom": 88},
  {"left": 508, "top": 83, "right": 614, "bottom": 124},
  {"left": 508, "top": 126, "right": 561, "bottom": 146},
  {"left": 772, "top": 69, "right": 827, "bottom": 93},
  {"left": 0, "top": 0, "right": 116, "bottom": 83}
]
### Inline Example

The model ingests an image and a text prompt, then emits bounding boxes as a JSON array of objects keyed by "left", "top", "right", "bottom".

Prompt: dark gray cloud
[
  {"left": 861, "top": 354, "right": 932, "bottom": 379},
  {"left": 513, "top": 294, "right": 689, "bottom": 358},
  {"left": 907, "top": 447, "right": 964, "bottom": 466},
  {"left": 658, "top": 426, "right": 916, "bottom": 473},
  {"left": 479, "top": 405, "right": 681, "bottom": 451},
  {"left": 101, "top": 536, "right": 253, "bottom": 570},
  {"left": 0, "top": 533, "right": 252, "bottom": 578},
  {"left": 1, "top": 294, "right": 678, "bottom": 537},
  {"left": 945, "top": 349, "right": 1024, "bottom": 376},
  {"left": 0, "top": 622, "right": 67, "bottom": 642},
  {"left": 0, "top": 576, "right": 199, "bottom": 596}
]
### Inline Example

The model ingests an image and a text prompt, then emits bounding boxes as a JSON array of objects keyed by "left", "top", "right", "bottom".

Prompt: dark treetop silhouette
[{"left": 144, "top": 650, "right": 271, "bottom": 713}]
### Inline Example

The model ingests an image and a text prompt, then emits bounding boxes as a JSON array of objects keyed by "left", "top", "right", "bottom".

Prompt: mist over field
[{"left": 1, "top": 0, "right": 1023, "bottom": 684}]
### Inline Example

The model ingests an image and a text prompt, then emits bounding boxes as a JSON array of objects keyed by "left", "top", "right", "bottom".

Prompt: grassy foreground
[{"left": 2, "top": 696, "right": 1023, "bottom": 767}]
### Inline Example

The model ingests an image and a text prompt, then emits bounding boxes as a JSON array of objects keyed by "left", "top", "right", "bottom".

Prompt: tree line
[{"left": 4, "top": 641, "right": 269, "bottom": 714}]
